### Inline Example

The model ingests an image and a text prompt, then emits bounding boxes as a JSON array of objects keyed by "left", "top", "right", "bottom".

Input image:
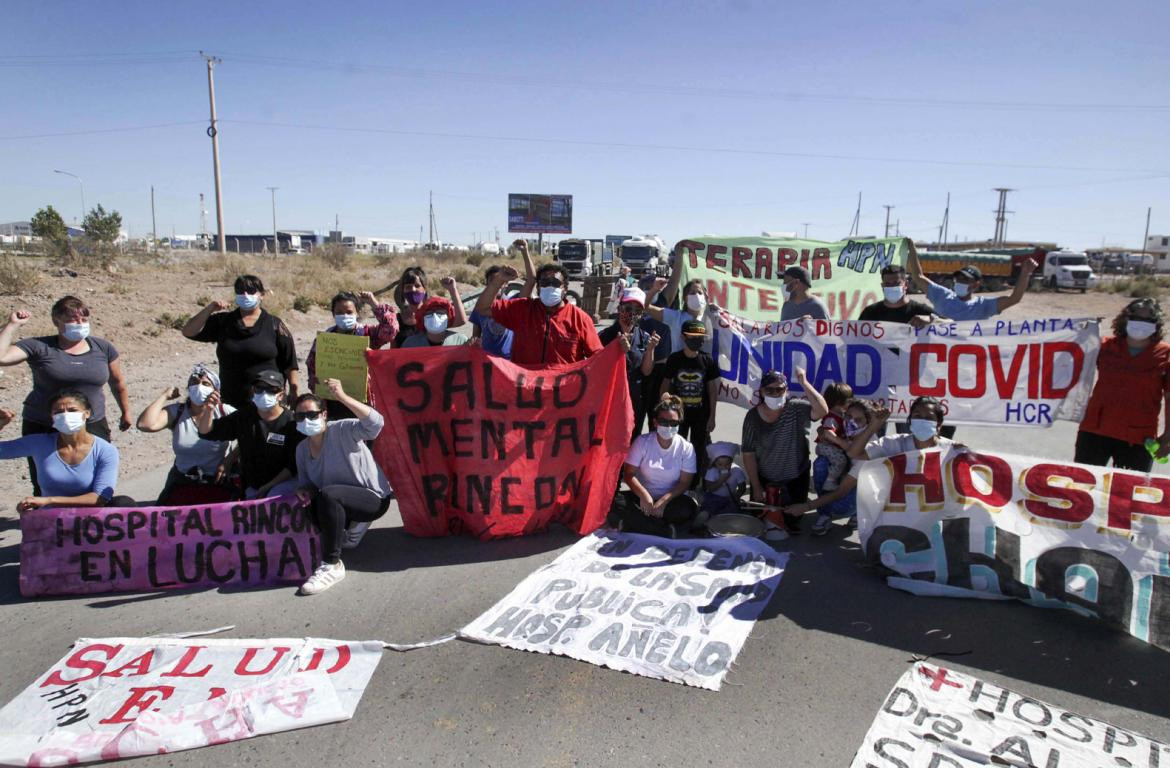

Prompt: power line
[{"left": 0, "top": 121, "right": 205, "bottom": 141}]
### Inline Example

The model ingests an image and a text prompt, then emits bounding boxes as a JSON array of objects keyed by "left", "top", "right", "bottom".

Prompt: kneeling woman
[
  {"left": 0, "top": 389, "right": 124, "bottom": 511},
  {"left": 292, "top": 378, "right": 392, "bottom": 595},
  {"left": 611, "top": 394, "right": 699, "bottom": 537}
]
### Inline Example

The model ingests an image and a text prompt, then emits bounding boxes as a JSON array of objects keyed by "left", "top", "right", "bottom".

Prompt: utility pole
[
  {"left": 992, "top": 188, "right": 1014, "bottom": 246},
  {"left": 267, "top": 186, "right": 279, "bottom": 255},
  {"left": 883, "top": 205, "right": 894, "bottom": 237},
  {"left": 428, "top": 191, "right": 439, "bottom": 246},
  {"left": 198, "top": 193, "right": 208, "bottom": 244},
  {"left": 201, "top": 52, "right": 226, "bottom": 255},
  {"left": 849, "top": 192, "right": 862, "bottom": 237},
  {"left": 801, "top": 222, "right": 811, "bottom": 238},
  {"left": 150, "top": 185, "right": 158, "bottom": 252},
  {"left": 1142, "top": 206, "right": 1152, "bottom": 259},
  {"left": 940, "top": 192, "right": 951, "bottom": 248}
]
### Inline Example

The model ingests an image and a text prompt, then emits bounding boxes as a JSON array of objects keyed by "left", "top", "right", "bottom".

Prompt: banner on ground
[
  {"left": 707, "top": 307, "right": 1099, "bottom": 426},
  {"left": 0, "top": 636, "right": 383, "bottom": 766},
  {"left": 367, "top": 343, "right": 633, "bottom": 540},
  {"left": 313, "top": 332, "right": 370, "bottom": 402},
  {"left": 855, "top": 448, "right": 1170, "bottom": 651},
  {"left": 850, "top": 663, "right": 1168, "bottom": 767},
  {"left": 676, "top": 235, "right": 907, "bottom": 321},
  {"left": 460, "top": 532, "right": 787, "bottom": 690},
  {"left": 20, "top": 495, "right": 322, "bottom": 597}
]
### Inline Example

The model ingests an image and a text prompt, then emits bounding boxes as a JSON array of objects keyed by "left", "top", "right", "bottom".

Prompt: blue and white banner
[{"left": 705, "top": 307, "right": 1100, "bottom": 426}]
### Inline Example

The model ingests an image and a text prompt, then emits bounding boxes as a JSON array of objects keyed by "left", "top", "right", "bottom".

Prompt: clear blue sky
[{"left": 2, "top": 0, "right": 1168, "bottom": 249}]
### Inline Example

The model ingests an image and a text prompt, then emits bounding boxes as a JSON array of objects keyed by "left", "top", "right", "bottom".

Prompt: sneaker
[
  {"left": 847, "top": 515, "right": 858, "bottom": 532},
  {"left": 763, "top": 524, "right": 789, "bottom": 543},
  {"left": 300, "top": 560, "right": 346, "bottom": 595},
  {"left": 811, "top": 514, "right": 832, "bottom": 536},
  {"left": 341, "top": 522, "right": 371, "bottom": 549}
]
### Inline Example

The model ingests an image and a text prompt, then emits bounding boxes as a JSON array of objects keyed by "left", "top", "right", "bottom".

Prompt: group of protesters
[{"left": 1, "top": 237, "right": 1169, "bottom": 593}]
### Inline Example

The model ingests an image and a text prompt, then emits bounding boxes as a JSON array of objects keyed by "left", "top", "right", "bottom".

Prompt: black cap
[
  {"left": 783, "top": 265, "right": 812, "bottom": 287},
  {"left": 953, "top": 266, "right": 982, "bottom": 281},
  {"left": 760, "top": 370, "right": 788, "bottom": 388},
  {"left": 682, "top": 319, "right": 707, "bottom": 336},
  {"left": 251, "top": 369, "right": 285, "bottom": 389},
  {"left": 880, "top": 264, "right": 906, "bottom": 277}
]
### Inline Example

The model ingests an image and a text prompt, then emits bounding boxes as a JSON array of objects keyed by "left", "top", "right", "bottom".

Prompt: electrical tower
[{"left": 992, "top": 188, "right": 1014, "bottom": 246}]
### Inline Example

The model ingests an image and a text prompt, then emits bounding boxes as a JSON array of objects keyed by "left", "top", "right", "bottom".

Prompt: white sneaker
[
  {"left": 763, "top": 524, "right": 789, "bottom": 543},
  {"left": 341, "top": 521, "right": 371, "bottom": 549},
  {"left": 300, "top": 560, "right": 346, "bottom": 595}
]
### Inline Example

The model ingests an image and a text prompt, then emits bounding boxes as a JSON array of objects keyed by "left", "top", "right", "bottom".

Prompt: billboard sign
[{"left": 508, "top": 194, "right": 573, "bottom": 234}]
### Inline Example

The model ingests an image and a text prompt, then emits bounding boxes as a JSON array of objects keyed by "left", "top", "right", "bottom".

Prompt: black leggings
[
  {"left": 1074, "top": 430, "right": 1152, "bottom": 472},
  {"left": 22, "top": 418, "right": 111, "bottom": 496},
  {"left": 610, "top": 490, "right": 698, "bottom": 536},
  {"left": 678, "top": 410, "right": 710, "bottom": 480},
  {"left": 314, "top": 485, "right": 392, "bottom": 563}
]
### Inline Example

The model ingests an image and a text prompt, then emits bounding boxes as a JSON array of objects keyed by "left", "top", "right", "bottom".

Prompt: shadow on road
[
  {"left": 762, "top": 524, "right": 1170, "bottom": 720},
  {"left": 342, "top": 524, "right": 578, "bottom": 574}
]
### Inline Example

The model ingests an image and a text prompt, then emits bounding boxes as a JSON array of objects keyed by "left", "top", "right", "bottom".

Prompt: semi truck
[
  {"left": 556, "top": 238, "right": 611, "bottom": 278},
  {"left": 617, "top": 235, "right": 668, "bottom": 276}
]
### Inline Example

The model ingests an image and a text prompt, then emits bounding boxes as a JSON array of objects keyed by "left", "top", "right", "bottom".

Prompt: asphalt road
[{"left": 1, "top": 413, "right": 1168, "bottom": 767}]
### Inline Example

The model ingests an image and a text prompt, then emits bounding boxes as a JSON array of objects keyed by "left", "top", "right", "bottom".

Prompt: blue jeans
[{"left": 812, "top": 456, "right": 857, "bottom": 519}]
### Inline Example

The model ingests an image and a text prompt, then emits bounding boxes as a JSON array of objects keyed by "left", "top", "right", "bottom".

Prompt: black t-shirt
[
  {"left": 202, "top": 407, "right": 302, "bottom": 491},
  {"left": 393, "top": 312, "right": 415, "bottom": 348},
  {"left": 858, "top": 299, "right": 934, "bottom": 324},
  {"left": 662, "top": 351, "right": 719, "bottom": 415},
  {"left": 192, "top": 309, "right": 298, "bottom": 409}
]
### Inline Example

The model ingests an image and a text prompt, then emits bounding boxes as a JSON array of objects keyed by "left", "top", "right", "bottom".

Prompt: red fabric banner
[{"left": 367, "top": 342, "right": 633, "bottom": 539}]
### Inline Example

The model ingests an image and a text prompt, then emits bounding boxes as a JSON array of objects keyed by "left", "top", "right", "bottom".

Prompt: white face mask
[
  {"left": 539, "top": 286, "right": 563, "bottom": 307},
  {"left": 53, "top": 411, "right": 86, "bottom": 434},
  {"left": 333, "top": 313, "right": 357, "bottom": 331},
  {"left": 953, "top": 282, "right": 971, "bottom": 298},
  {"left": 188, "top": 384, "right": 213, "bottom": 405},
  {"left": 782, "top": 285, "right": 793, "bottom": 301},
  {"left": 1127, "top": 320, "right": 1157, "bottom": 341},
  {"left": 63, "top": 322, "right": 90, "bottom": 342},
  {"left": 296, "top": 417, "right": 325, "bottom": 436},
  {"left": 686, "top": 293, "right": 706, "bottom": 313},
  {"left": 236, "top": 293, "right": 260, "bottom": 310},
  {"left": 656, "top": 424, "right": 679, "bottom": 440},
  {"left": 764, "top": 394, "right": 786, "bottom": 410},
  {"left": 252, "top": 391, "right": 279, "bottom": 411},
  {"left": 882, "top": 285, "right": 905, "bottom": 303},
  {"left": 844, "top": 419, "right": 864, "bottom": 437},
  {"left": 909, "top": 418, "right": 937, "bottom": 441},
  {"left": 424, "top": 313, "right": 449, "bottom": 334}
]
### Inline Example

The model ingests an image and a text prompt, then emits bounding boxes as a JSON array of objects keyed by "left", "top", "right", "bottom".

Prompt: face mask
[
  {"left": 1127, "top": 320, "right": 1156, "bottom": 341},
  {"left": 844, "top": 419, "right": 864, "bottom": 437},
  {"left": 63, "top": 322, "right": 90, "bottom": 342},
  {"left": 656, "top": 424, "right": 679, "bottom": 440},
  {"left": 686, "top": 294, "right": 706, "bottom": 313},
  {"left": 188, "top": 384, "right": 213, "bottom": 405},
  {"left": 405, "top": 290, "right": 426, "bottom": 306},
  {"left": 684, "top": 336, "right": 705, "bottom": 352},
  {"left": 252, "top": 391, "right": 279, "bottom": 411},
  {"left": 953, "top": 283, "right": 971, "bottom": 298},
  {"left": 909, "top": 418, "right": 937, "bottom": 441},
  {"left": 333, "top": 313, "right": 357, "bottom": 331},
  {"left": 53, "top": 411, "right": 86, "bottom": 434},
  {"left": 424, "top": 313, "right": 449, "bottom": 334},
  {"left": 297, "top": 417, "right": 325, "bottom": 437},
  {"left": 236, "top": 293, "right": 260, "bottom": 310},
  {"left": 882, "top": 285, "right": 905, "bottom": 303},
  {"left": 540, "top": 286, "right": 563, "bottom": 307},
  {"left": 764, "top": 394, "right": 786, "bottom": 410},
  {"left": 782, "top": 285, "right": 793, "bottom": 301}
]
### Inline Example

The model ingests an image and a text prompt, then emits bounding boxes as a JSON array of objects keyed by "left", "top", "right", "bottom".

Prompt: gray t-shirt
[
  {"left": 15, "top": 335, "right": 119, "bottom": 425},
  {"left": 164, "top": 402, "right": 237, "bottom": 475},
  {"left": 779, "top": 296, "right": 830, "bottom": 321},
  {"left": 740, "top": 399, "right": 813, "bottom": 483},
  {"left": 295, "top": 410, "right": 390, "bottom": 497}
]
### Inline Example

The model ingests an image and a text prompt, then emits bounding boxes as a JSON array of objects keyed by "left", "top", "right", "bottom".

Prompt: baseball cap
[
  {"left": 760, "top": 370, "right": 787, "bottom": 389},
  {"left": 783, "top": 265, "right": 812, "bottom": 287},
  {"left": 251, "top": 369, "right": 285, "bottom": 389},
  {"left": 682, "top": 319, "right": 707, "bottom": 336},
  {"left": 953, "top": 266, "right": 982, "bottom": 282},
  {"left": 619, "top": 287, "right": 646, "bottom": 307}
]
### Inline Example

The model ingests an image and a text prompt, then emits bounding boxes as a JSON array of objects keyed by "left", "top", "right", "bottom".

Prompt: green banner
[
  {"left": 313, "top": 332, "right": 370, "bottom": 403},
  {"left": 676, "top": 236, "right": 908, "bottom": 320}
]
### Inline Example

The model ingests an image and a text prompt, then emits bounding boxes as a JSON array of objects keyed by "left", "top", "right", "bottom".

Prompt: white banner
[
  {"left": 855, "top": 448, "right": 1170, "bottom": 651},
  {"left": 851, "top": 663, "right": 1168, "bottom": 767},
  {"left": 460, "top": 532, "right": 787, "bottom": 690},
  {"left": 705, "top": 308, "right": 1100, "bottom": 426},
  {"left": 0, "top": 637, "right": 383, "bottom": 766}
]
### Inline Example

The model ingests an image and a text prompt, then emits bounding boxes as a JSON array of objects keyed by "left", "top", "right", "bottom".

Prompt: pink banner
[{"left": 19, "top": 496, "right": 322, "bottom": 597}]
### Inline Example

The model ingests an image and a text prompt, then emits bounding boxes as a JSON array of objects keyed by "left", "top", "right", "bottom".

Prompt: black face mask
[{"left": 685, "top": 337, "right": 705, "bottom": 351}]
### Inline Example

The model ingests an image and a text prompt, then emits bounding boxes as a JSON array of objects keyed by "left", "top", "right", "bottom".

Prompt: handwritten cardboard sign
[{"left": 314, "top": 332, "right": 369, "bottom": 403}]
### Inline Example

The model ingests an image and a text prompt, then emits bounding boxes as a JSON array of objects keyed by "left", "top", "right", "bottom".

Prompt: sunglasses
[
  {"left": 538, "top": 279, "right": 564, "bottom": 288},
  {"left": 253, "top": 385, "right": 281, "bottom": 395},
  {"left": 657, "top": 418, "right": 681, "bottom": 427},
  {"left": 294, "top": 410, "right": 322, "bottom": 421}
]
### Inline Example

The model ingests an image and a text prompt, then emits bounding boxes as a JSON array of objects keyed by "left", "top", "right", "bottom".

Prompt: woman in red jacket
[{"left": 1076, "top": 298, "right": 1170, "bottom": 471}]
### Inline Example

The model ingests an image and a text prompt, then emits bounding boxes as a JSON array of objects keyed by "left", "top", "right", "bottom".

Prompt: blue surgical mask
[
  {"left": 424, "top": 313, "right": 449, "bottom": 334},
  {"left": 252, "top": 391, "right": 279, "bottom": 410},
  {"left": 539, "top": 286, "right": 563, "bottom": 307},
  {"left": 909, "top": 418, "right": 937, "bottom": 441},
  {"left": 236, "top": 293, "right": 260, "bottom": 310},
  {"left": 656, "top": 424, "right": 678, "bottom": 440},
  {"left": 63, "top": 322, "right": 90, "bottom": 342},
  {"left": 953, "top": 283, "right": 971, "bottom": 299},
  {"left": 296, "top": 417, "right": 325, "bottom": 436},
  {"left": 333, "top": 313, "right": 357, "bottom": 331}
]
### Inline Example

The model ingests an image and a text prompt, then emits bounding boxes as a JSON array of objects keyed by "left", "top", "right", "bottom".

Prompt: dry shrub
[
  {"left": 0, "top": 255, "right": 40, "bottom": 295},
  {"left": 212, "top": 252, "right": 249, "bottom": 284},
  {"left": 317, "top": 243, "right": 350, "bottom": 269},
  {"left": 464, "top": 251, "right": 487, "bottom": 267}
]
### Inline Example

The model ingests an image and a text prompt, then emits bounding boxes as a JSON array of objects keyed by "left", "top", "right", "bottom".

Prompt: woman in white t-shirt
[
  {"left": 136, "top": 363, "right": 237, "bottom": 504},
  {"left": 611, "top": 394, "right": 699, "bottom": 537},
  {"left": 780, "top": 396, "right": 956, "bottom": 533}
]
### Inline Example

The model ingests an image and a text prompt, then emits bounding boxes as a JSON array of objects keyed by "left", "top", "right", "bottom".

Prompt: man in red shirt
[{"left": 474, "top": 263, "right": 603, "bottom": 365}]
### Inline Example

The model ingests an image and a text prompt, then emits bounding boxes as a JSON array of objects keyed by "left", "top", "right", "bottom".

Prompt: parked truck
[
  {"left": 617, "top": 235, "right": 668, "bottom": 276},
  {"left": 556, "top": 238, "right": 610, "bottom": 278},
  {"left": 1042, "top": 250, "right": 1096, "bottom": 292}
]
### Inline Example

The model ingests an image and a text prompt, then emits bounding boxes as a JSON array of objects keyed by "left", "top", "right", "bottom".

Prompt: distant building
[
  {"left": 0, "top": 221, "right": 33, "bottom": 237},
  {"left": 212, "top": 230, "right": 318, "bottom": 254},
  {"left": 1146, "top": 235, "right": 1170, "bottom": 271}
]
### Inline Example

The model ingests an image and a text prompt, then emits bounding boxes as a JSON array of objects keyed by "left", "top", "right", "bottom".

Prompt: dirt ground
[{"left": 0, "top": 252, "right": 1150, "bottom": 508}]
